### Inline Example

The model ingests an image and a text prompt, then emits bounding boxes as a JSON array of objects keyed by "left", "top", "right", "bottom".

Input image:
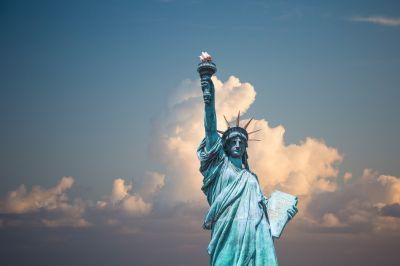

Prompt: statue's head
[
  {"left": 222, "top": 126, "right": 250, "bottom": 169},
  {"left": 222, "top": 127, "right": 248, "bottom": 158},
  {"left": 220, "top": 112, "right": 261, "bottom": 170}
]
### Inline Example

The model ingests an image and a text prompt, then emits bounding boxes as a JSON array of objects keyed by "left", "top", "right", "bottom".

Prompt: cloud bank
[
  {"left": 150, "top": 76, "right": 342, "bottom": 210},
  {"left": 0, "top": 172, "right": 165, "bottom": 227},
  {"left": 1, "top": 75, "right": 399, "bottom": 238},
  {"left": 0, "top": 176, "right": 89, "bottom": 228},
  {"left": 149, "top": 75, "right": 400, "bottom": 236},
  {"left": 305, "top": 169, "right": 400, "bottom": 234}
]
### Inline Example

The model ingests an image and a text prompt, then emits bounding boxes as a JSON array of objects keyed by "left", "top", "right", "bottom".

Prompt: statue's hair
[{"left": 242, "top": 150, "right": 250, "bottom": 170}]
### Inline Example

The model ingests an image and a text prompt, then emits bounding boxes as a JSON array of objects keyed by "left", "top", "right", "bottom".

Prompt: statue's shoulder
[{"left": 247, "top": 170, "right": 259, "bottom": 182}]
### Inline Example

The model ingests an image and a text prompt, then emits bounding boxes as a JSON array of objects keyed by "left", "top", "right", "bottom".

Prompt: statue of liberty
[{"left": 196, "top": 52, "right": 298, "bottom": 266}]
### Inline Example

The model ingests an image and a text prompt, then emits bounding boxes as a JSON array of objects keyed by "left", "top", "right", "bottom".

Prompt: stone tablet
[{"left": 267, "top": 190, "right": 298, "bottom": 238}]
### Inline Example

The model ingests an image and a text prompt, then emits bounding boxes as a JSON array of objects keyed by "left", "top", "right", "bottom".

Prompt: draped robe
[{"left": 197, "top": 137, "right": 278, "bottom": 266}]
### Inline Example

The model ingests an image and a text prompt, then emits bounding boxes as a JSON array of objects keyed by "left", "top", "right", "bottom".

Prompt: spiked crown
[{"left": 217, "top": 111, "right": 261, "bottom": 145}]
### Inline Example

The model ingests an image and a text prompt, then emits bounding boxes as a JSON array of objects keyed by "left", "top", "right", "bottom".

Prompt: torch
[
  {"left": 197, "top": 52, "right": 217, "bottom": 105},
  {"left": 197, "top": 51, "right": 217, "bottom": 79}
]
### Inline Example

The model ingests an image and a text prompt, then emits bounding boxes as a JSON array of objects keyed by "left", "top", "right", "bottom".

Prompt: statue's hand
[
  {"left": 287, "top": 205, "right": 298, "bottom": 220},
  {"left": 201, "top": 77, "right": 214, "bottom": 105}
]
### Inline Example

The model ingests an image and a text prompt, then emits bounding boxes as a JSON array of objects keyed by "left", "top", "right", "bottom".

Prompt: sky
[{"left": 1, "top": 0, "right": 400, "bottom": 265}]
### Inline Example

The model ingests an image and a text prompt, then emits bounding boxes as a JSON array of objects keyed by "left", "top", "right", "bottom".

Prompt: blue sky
[
  {"left": 1, "top": 1, "right": 400, "bottom": 265},
  {"left": 1, "top": 0, "right": 399, "bottom": 195}
]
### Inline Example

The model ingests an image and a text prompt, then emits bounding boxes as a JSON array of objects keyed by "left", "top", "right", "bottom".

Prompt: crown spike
[
  {"left": 223, "top": 115, "right": 230, "bottom": 129},
  {"left": 243, "top": 118, "right": 254, "bottom": 130},
  {"left": 236, "top": 111, "right": 241, "bottom": 127},
  {"left": 248, "top": 129, "right": 262, "bottom": 135}
]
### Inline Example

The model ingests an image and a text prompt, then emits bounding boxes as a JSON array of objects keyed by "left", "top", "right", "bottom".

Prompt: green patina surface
[{"left": 198, "top": 137, "right": 278, "bottom": 266}]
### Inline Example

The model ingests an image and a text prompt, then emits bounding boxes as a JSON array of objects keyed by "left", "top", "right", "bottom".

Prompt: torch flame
[{"left": 199, "top": 51, "right": 212, "bottom": 62}]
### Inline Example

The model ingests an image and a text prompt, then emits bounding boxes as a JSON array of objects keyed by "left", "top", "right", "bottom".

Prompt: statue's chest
[
  {"left": 221, "top": 162, "right": 242, "bottom": 184},
  {"left": 220, "top": 161, "right": 253, "bottom": 182},
  {"left": 220, "top": 161, "right": 260, "bottom": 192}
]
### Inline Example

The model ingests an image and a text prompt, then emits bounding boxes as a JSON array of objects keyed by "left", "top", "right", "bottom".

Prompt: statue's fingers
[{"left": 288, "top": 209, "right": 296, "bottom": 218}]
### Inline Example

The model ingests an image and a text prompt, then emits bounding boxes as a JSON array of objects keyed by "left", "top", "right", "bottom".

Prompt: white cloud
[
  {"left": 321, "top": 213, "right": 346, "bottom": 228},
  {"left": 149, "top": 74, "right": 343, "bottom": 221},
  {"left": 111, "top": 178, "right": 132, "bottom": 205},
  {"left": 304, "top": 169, "right": 400, "bottom": 234},
  {"left": 155, "top": 75, "right": 348, "bottom": 238},
  {"left": 0, "top": 176, "right": 74, "bottom": 214},
  {"left": 246, "top": 120, "right": 342, "bottom": 196},
  {"left": 150, "top": 76, "right": 257, "bottom": 203},
  {"left": 0, "top": 177, "right": 89, "bottom": 227},
  {"left": 138, "top": 171, "right": 165, "bottom": 200},
  {"left": 42, "top": 201, "right": 90, "bottom": 228},
  {"left": 98, "top": 173, "right": 165, "bottom": 217},
  {"left": 350, "top": 16, "right": 400, "bottom": 26},
  {"left": 121, "top": 195, "right": 151, "bottom": 215},
  {"left": 99, "top": 178, "right": 152, "bottom": 216},
  {"left": 2, "top": 75, "right": 399, "bottom": 237},
  {"left": 149, "top": 75, "right": 400, "bottom": 235},
  {"left": 0, "top": 171, "right": 166, "bottom": 228}
]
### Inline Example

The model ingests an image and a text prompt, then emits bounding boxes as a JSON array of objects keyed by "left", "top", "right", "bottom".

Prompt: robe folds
[{"left": 197, "top": 137, "right": 278, "bottom": 266}]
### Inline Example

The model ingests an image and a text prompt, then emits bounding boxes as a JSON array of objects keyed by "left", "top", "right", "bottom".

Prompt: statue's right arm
[{"left": 201, "top": 77, "right": 219, "bottom": 151}]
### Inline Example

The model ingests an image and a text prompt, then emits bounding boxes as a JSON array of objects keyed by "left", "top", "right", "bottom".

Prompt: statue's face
[{"left": 227, "top": 136, "right": 246, "bottom": 158}]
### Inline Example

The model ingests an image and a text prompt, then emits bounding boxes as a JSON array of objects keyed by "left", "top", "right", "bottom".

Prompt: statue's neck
[{"left": 229, "top": 156, "right": 243, "bottom": 169}]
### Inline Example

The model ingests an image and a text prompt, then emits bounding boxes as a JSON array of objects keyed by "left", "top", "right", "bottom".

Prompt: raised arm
[{"left": 201, "top": 76, "right": 219, "bottom": 151}]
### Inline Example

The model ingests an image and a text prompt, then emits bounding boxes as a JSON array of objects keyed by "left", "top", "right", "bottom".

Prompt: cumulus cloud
[
  {"left": 41, "top": 198, "right": 89, "bottom": 228},
  {"left": 1, "top": 74, "right": 399, "bottom": 238},
  {"left": 149, "top": 75, "right": 400, "bottom": 236},
  {"left": 97, "top": 172, "right": 165, "bottom": 217},
  {"left": 305, "top": 169, "right": 400, "bottom": 234},
  {"left": 138, "top": 171, "right": 166, "bottom": 200},
  {"left": 246, "top": 120, "right": 342, "bottom": 196},
  {"left": 151, "top": 76, "right": 256, "bottom": 203},
  {"left": 350, "top": 16, "right": 400, "bottom": 26},
  {"left": 109, "top": 178, "right": 152, "bottom": 216},
  {"left": 0, "top": 176, "right": 74, "bottom": 214},
  {"left": 1, "top": 74, "right": 400, "bottom": 265},
  {"left": 150, "top": 75, "right": 342, "bottom": 211},
  {"left": 320, "top": 213, "right": 346, "bottom": 228},
  {"left": 0, "top": 177, "right": 89, "bottom": 228},
  {"left": 0, "top": 171, "right": 166, "bottom": 228}
]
